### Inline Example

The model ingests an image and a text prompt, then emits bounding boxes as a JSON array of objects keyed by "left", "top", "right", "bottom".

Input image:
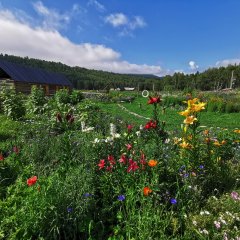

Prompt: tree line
[{"left": 0, "top": 54, "right": 239, "bottom": 91}]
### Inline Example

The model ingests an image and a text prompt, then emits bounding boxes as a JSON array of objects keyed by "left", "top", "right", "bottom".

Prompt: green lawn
[{"left": 99, "top": 96, "right": 240, "bottom": 130}]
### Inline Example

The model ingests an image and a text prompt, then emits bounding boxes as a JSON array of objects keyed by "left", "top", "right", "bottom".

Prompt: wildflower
[
  {"left": 107, "top": 155, "right": 115, "bottom": 165},
  {"left": 184, "top": 115, "right": 197, "bottom": 125},
  {"left": 127, "top": 124, "right": 133, "bottom": 132},
  {"left": 233, "top": 129, "right": 240, "bottom": 134},
  {"left": 179, "top": 109, "right": 191, "bottom": 117},
  {"left": 140, "top": 151, "right": 147, "bottom": 167},
  {"left": 202, "top": 229, "right": 209, "bottom": 235},
  {"left": 179, "top": 141, "right": 192, "bottom": 149},
  {"left": 203, "top": 129, "right": 209, "bottom": 135},
  {"left": 67, "top": 207, "right": 73, "bottom": 213},
  {"left": 144, "top": 120, "right": 157, "bottom": 129},
  {"left": 199, "top": 165, "right": 204, "bottom": 169},
  {"left": 191, "top": 102, "right": 206, "bottom": 112},
  {"left": 27, "top": 176, "right": 38, "bottom": 186},
  {"left": 117, "top": 195, "right": 125, "bottom": 201},
  {"left": 83, "top": 193, "right": 92, "bottom": 197},
  {"left": 119, "top": 154, "right": 127, "bottom": 164},
  {"left": 13, "top": 146, "right": 20, "bottom": 154},
  {"left": 191, "top": 172, "right": 197, "bottom": 177},
  {"left": 170, "top": 198, "right": 177, "bottom": 205},
  {"left": 126, "top": 144, "right": 132, "bottom": 151},
  {"left": 231, "top": 191, "right": 240, "bottom": 201},
  {"left": 221, "top": 140, "right": 226, "bottom": 145},
  {"left": 143, "top": 187, "right": 152, "bottom": 196},
  {"left": 213, "top": 141, "right": 222, "bottom": 147},
  {"left": 0, "top": 154, "right": 4, "bottom": 161},
  {"left": 148, "top": 159, "right": 158, "bottom": 167},
  {"left": 127, "top": 159, "right": 139, "bottom": 172},
  {"left": 192, "top": 220, "right": 197, "bottom": 226},
  {"left": 106, "top": 165, "right": 113, "bottom": 172},
  {"left": 98, "top": 159, "right": 105, "bottom": 170},
  {"left": 147, "top": 96, "right": 161, "bottom": 104},
  {"left": 214, "top": 221, "right": 221, "bottom": 229}
]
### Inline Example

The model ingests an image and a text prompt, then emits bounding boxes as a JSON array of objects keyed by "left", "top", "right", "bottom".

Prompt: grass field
[{"left": 99, "top": 96, "right": 240, "bottom": 130}]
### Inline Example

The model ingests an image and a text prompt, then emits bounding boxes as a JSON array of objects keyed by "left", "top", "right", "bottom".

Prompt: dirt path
[{"left": 117, "top": 104, "right": 150, "bottom": 120}]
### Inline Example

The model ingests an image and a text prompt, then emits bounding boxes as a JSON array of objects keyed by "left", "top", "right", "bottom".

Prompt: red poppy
[
  {"left": 98, "top": 159, "right": 105, "bottom": 169},
  {"left": 0, "top": 154, "right": 4, "bottom": 161},
  {"left": 127, "top": 159, "right": 139, "bottom": 172},
  {"left": 27, "top": 176, "right": 38, "bottom": 186},
  {"left": 148, "top": 96, "right": 161, "bottom": 104}
]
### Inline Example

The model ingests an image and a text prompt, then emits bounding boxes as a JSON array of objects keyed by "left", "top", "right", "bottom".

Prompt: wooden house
[{"left": 0, "top": 60, "right": 72, "bottom": 95}]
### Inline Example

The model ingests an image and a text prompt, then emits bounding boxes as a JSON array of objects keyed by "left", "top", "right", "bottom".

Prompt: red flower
[
  {"left": 106, "top": 165, "right": 113, "bottom": 172},
  {"left": 119, "top": 154, "right": 127, "bottom": 164},
  {"left": 127, "top": 159, "right": 139, "bottom": 172},
  {"left": 13, "top": 146, "right": 20, "bottom": 154},
  {"left": 143, "top": 186, "right": 152, "bottom": 196},
  {"left": 126, "top": 144, "right": 132, "bottom": 151},
  {"left": 27, "top": 176, "right": 38, "bottom": 186},
  {"left": 98, "top": 159, "right": 105, "bottom": 169},
  {"left": 0, "top": 154, "right": 4, "bottom": 161},
  {"left": 140, "top": 151, "right": 147, "bottom": 167},
  {"left": 144, "top": 120, "right": 157, "bottom": 129},
  {"left": 107, "top": 155, "right": 116, "bottom": 165},
  {"left": 127, "top": 125, "right": 133, "bottom": 132},
  {"left": 147, "top": 96, "right": 161, "bottom": 104}
]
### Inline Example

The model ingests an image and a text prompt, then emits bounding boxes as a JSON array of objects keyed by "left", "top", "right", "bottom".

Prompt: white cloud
[
  {"left": 0, "top": 8, "right": 163, "bottom": 75},
  {"left": 216, "top": 59, "right": 240, "bottom": 67},
  {"left": 189, "top": 61, "right": 199, "bottom": 70},
  {"left": 129, "top": 16, "right": 146, "bottom": 30},
  {"left": 88, "top": 0, "right": 105, "bottom": 12},
  {"left": 105, "top": 13, "right": 146, "bottom": 34},
  {"left": 105, "top": 13, "right": 128, "bottom": 27},
  {"left": 32, "top": 1, "right": 82, "bottom": 30}
]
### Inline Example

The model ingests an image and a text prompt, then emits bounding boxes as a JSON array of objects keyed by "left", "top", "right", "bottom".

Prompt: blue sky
[{"left": 0, "top": 0, "right": 240, "bottom": 75}]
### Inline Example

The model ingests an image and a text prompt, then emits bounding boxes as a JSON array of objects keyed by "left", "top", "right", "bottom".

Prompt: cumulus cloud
[
  {"left": 0, "top": 8, "right": 163, "bottom": 75},
  {"left": 216, "top": 59, "right": 240, "bottom": 67},
  {"left": 88, "top": 0, "right": 105, "bottom": 12},
  {"left": 189, "top": 61, "right": 199, "bottom": 70}
]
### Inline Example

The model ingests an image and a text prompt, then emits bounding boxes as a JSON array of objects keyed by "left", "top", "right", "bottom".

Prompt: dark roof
[{"left": 0, "top": 60, "right": 72, "bottom": 86}]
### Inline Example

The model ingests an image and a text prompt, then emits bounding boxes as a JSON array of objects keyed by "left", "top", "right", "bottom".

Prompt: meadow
[{"left": 0, "top": 87, "right": 240, "bottom": 240}]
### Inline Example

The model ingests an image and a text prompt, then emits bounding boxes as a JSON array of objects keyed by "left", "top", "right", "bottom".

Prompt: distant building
[{"left": 0, "top": 60, "right": 72, "bottom": 95}]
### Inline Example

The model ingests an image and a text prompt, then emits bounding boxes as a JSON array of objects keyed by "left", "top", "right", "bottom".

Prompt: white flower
[
  {"left": 113, "top": 133, "right": 121, "bottom": 139},
  {"left": 192, "top": 220, "right": 197, "bottom": 226},
  {"left": 202, "top": 229, "right": 209, "bottom": 235},
  {"left": 82, "top": 127, "right": 94, "bottom": 132},
  {"left": 135, "top": 131, "right": 141, "bottom": 137}
]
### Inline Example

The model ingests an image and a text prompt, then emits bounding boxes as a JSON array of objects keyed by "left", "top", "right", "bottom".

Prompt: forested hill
[{"left": 0, "top": 53, "right": 240, "bottom": 91}]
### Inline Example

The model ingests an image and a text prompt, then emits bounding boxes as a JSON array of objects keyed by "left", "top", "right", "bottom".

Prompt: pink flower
[
  {"left": 13, "top": 146, "right": 20, "bottom": 154},
  {"left": 107, "top": 155, "right": 115, "bottom": 165},
  {"left": 214, "top": 221, "right": 221, "bottom": 229},
  {"left": 126, "top": 144, "right": 132, "bottom": 151},
  {"left": 231, "top": 191, "right": 240, "bottom": 200},
  {"left": 119, "top": 154, "right": 127, "bottom": 164},
  {"left": 98, "top": 159, "right": 105, "bottom": 170},
  {"left": 127, "top": 159, "right": 139, "bottom": 172},
  {"left": 127, "top": 125, "right": 133, "bottom": 132}
]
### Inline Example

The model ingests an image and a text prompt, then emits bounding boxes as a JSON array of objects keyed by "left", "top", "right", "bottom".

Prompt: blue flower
[
  {"left": 67, "top": 207, "right": 73, "bottom": 213},
  {"left": 170, "top": 198, "right": 177, "bottom": 205},
  {"left": 83, "top": 193, "right": 92, "bottom": 197},
  {"left": 118, "top": 195, "right": 125, "bottom": 201},
  {"left": 199, "top": 165, "right": 204, "bottom": 169}
]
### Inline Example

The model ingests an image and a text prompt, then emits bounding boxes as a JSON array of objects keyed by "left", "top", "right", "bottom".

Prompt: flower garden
[{"left": 0, "top": 87, "right": 240, "bottom": 239}]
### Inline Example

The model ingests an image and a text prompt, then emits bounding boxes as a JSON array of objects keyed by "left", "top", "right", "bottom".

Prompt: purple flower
[
  {"left": 170, "top": 198, "right": 177, "bottom": 205},
  {"left": 199, "top": 165, "right": 204, "bottom": 169},
  {"left": 231, "top": 191, "right": 240, "bottom": 201},
  {"left": 118, "top": 195, "right": 125, "bottom": 201},
  {"left": 67, "top": 207, "right": 73, "bottom": 213},
  {"left": 83, "top": 193, "right": 92, "bottom": 197}
]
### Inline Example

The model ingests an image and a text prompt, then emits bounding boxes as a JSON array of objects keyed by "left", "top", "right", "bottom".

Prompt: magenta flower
[
  {"left": 231, "top": 191, "right": 240, "bottom": 201},
  {"left": 127, "top": 159, "right": 139, "bottom": 172}
]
